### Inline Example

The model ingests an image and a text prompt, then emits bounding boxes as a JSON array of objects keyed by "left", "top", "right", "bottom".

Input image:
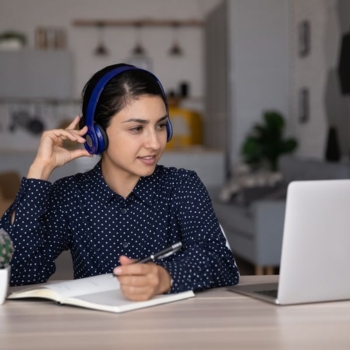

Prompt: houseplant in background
[
  {"left": 0, "top": 229, "right": 14, "bottom": 305},
  {"left": 241, "top": 110, "right": 298, "bottom": 172},
  {"left": 219, "top": 110, "right": 298, "bottom": 203}
]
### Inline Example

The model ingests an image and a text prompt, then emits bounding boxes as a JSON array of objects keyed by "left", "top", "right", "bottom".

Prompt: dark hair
[{"left": 80, "top": 63, "right": 167, "bottom": 131}]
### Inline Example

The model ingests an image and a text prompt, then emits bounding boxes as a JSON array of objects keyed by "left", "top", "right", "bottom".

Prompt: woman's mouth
[{"left": 138, "top": 155, "right": 157, "bottom": 165}]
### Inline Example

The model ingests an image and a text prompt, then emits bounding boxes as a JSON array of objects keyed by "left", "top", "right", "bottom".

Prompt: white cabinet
[
  {"left": 0, "top": 50, "right": 73, "bottom": 99},
  {"left": 159, "top": 149, "right": 225, "bottom": 188}
]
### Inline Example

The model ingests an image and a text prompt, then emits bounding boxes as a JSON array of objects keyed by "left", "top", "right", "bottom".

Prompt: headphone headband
[{"left": 83, "top": 65, "right": 173, "bottom": 154}]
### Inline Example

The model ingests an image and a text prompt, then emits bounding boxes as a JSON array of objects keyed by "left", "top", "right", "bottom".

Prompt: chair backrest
[
  {"left": 0, "top": 171, "right": 21, "bottom": 200},
  {"left": 0, "top": 171, "right": 21, "bottom": 216}
]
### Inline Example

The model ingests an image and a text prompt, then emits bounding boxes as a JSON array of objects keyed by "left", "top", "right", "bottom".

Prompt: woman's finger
[
  {"left": 69, "top": 149, "right": 93, "bottom": 160},
  {"left": 114, "top": 262, "right": 153, "bottom": 277},
  {"left": 49, "top": 129, "right": 86, "bottom": 143},
  {"left": 117, "top": 274, "right": 149, "bottom": 287},
  {"left": 119, "top": 285, "right": 153, "bottom": 301}
]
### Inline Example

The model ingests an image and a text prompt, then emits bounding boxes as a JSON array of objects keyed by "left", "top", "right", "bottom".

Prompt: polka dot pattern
[{"left": 1, "top": 161, "right": 239, "bottom": 292}]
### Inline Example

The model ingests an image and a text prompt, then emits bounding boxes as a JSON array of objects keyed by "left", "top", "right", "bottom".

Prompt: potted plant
[
  {"left": 0, "top": 229, "right": 14, "bottom": 305},
  {"left": 241, "top": 110, "right": 298, "bottom": 171}
]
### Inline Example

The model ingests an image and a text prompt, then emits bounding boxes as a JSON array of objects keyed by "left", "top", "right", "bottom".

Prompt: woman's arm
[
  {"left": 113, "top": 171, "right": 239, "bottom": 298},
  {"left": 0, "top": 178, "right": 70, "bottom": 285},
  {"left": 1, "top": 116, "right": 92, "bottom": 286},
  {"left": 157, "top": 172, "right": 240, "bottom": 293}
]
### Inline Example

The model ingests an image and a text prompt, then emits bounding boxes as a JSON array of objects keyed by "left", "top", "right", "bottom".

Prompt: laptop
[{"left": 227, "top": 180, "right": 350, "bottom": 305}]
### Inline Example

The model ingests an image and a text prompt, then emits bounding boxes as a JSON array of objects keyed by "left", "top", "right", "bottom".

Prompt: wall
[
  {"left": 290, "top": 0, "right": 350, "bottom": 160},
  {"left": 223, "top": 0, "right": 350, "bottom": 164}
]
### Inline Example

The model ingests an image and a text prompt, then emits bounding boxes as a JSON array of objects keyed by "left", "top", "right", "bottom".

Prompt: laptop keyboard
[{"left": 255, "top": 289, "right": 278, "bottom": 298}]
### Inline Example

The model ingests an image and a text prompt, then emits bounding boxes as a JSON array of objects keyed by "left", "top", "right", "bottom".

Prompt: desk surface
[{"left": 1, "top": 275, "right": 350, "bottom": 350}]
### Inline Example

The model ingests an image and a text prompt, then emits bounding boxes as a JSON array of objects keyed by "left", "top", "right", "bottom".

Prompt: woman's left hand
[{"left": 113, "top": 255, "right": 172, "bottom": 301}]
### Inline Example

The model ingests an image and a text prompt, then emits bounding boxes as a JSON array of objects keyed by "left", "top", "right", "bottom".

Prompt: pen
[
  {"left": 113, "top": 242, "right": 182, "bottom": 276},
  {"left": 137, "top": 242, "right": 182, "bottom": 264}
]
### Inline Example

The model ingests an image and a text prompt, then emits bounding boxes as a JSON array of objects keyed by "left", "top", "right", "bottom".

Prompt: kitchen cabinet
[{"left": 0, "top": 50, "right": 73, "bottom": 99}]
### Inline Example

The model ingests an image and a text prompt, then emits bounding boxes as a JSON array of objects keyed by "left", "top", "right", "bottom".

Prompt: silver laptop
[{"left": 227, "top": 180, "right": 350, "bottom": 305}]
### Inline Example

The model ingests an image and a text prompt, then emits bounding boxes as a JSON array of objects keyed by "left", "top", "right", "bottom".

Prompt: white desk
[{"left": 1, "top": 276, "right": 350, "bottom": 349}]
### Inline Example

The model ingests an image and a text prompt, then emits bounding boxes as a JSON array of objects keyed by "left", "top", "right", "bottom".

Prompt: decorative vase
[
  {"left": 0, "top": 266, "right": 11, "bottom": 305},
  {"left": 0, "top": 39, "right": 23, "bottom": 51}
]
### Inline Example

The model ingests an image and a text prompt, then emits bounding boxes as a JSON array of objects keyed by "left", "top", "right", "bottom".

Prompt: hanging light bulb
[
  {"left": 94, "top": 22, "right": 109, "bottom": 56},
  {"left": 127, "top": 22, "right": 152, "bottom": 71},
  {"left": 169, "top": 22, "right": 183, "bottom": 56},
  {"left": 132, "top": 22, "right": 146, "bottom": 56}
]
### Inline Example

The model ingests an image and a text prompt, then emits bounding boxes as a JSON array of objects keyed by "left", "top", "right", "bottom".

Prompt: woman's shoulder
[
  {"left": 156, "top": 165, "right": 197, "bottom": 181},
  {"left": 155, "top": 165, "right": 203, "bottom": 189},
  {"left": 52, "top": 166, "right": 96, "bottom": 192},
  {"left": 155, "top": 165, "right": 209, "bottom": 200}
]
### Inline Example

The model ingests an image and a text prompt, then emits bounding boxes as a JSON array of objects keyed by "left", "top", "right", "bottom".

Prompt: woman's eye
[
  {"left": 156, "top": 123, "right": 167, "bottom": 130},
  {"left": 130, "top": 126, "right": 143, "bottom": 133}
]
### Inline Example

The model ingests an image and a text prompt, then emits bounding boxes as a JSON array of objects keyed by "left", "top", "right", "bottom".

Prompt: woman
[{"left": 0, "top": 64, "right": 239, "bottom": 301}]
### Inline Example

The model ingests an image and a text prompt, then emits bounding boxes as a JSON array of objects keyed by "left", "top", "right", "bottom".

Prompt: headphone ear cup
[
  {"left": 94, "top": 124, "right": 109, "bottom": 153},
  {"left": 166, "top": 118, "right": 173, "bottom": 142}
]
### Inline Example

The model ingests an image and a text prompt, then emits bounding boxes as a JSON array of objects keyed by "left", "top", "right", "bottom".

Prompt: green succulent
[
  {"left": 0, "top": 229, "right": 14, "bottom": 269},
  {"left": 241, "top": 111, "right": 298, "bottom": 171}
]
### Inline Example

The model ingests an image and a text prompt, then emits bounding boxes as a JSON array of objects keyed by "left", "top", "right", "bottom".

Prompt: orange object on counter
[{"left": 166, "top": 107, "right": 203, "bottom": 149}]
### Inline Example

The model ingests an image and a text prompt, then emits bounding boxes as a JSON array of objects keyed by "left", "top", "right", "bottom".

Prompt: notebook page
[
  {"left": 64, "top": 289, "right": 195, "bottom": 313},
  {"left": 40, "top": 273, "right": 120, "bottom": 298}
]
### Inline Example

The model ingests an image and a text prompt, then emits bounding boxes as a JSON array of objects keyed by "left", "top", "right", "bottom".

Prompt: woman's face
[{"left": 102, "top": 95, "right": 168, "bottom": 180}]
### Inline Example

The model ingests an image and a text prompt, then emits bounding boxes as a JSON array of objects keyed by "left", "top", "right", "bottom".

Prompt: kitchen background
[
  {"left": 0, "top": 0, "right": 219, "bottom": 150},
  {"left": 1, "top": 0, "right": 350, "bottom": 181}
]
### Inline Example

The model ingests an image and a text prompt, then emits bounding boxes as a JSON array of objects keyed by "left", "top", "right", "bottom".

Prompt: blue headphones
[{"left": 83, "top": 65, "right": 173, "bottom": 154}]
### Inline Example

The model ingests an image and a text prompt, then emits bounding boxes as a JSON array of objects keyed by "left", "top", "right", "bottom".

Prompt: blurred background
[{"left": 1, "top": 0, "right": 350, "bottom": 277}]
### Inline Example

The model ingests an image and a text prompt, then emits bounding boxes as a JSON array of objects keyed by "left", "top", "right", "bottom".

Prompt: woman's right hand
[{"left": 27, "top": 116, "right": 93, "bottom": 180}]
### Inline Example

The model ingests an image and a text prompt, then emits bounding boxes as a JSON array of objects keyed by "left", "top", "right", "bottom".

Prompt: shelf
[
  {"left": 72, "top": 19, "right": 203, "bottom": 28},
  {"left": 0, "top": 97, "right": 80, "bottom": 105}
]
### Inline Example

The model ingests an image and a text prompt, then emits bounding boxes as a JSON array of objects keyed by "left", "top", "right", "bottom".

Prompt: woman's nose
[{"left": 144, "top": 129, "right": 161, "bottom": 150}]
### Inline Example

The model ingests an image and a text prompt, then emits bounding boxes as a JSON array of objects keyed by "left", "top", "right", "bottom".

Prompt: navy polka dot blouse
[{"left": 1, "top": 161, "right": 239, "bottom": 293}]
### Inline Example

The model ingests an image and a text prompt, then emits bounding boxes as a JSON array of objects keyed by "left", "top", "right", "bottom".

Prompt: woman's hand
[
  {"left": 27, "top": 116, "right": 92, "bottom": 180},
  {"left": 113, "top": 255, "right": 172, "bottom": 301}
]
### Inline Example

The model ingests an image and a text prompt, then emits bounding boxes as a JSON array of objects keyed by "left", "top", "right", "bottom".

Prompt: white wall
[
  {"left": 290, "top": 0, "right": 350, "bottom": 160},
  {"left": 290, "top": 0, "right": 329, "bottom": 159}
]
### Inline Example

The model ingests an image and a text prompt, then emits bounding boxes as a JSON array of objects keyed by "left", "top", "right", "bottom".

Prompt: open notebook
[{"left": 7, "top": 273, "right": 195, "bottom": 313}]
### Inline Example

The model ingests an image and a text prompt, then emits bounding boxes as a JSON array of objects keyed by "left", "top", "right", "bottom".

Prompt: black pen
[
  {"left": 113, "top": 242, "right": 182, "bottom": 276},
  {"left": 137, "top": 242, "right": 182, "bottom": 264}
]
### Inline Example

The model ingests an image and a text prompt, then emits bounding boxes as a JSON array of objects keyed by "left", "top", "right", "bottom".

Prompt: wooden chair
[{"left": 0, "top": 171, "right": 21, "bottom": 216}]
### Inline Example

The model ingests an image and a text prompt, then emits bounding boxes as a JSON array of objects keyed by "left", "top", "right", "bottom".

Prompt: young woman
[{"left": 0, "top": 64, "right": 239, "bottom": 301}]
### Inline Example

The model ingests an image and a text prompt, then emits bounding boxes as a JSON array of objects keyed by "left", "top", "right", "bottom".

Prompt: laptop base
[{"left": 227, "top": 283, "right": 280, "bottom": 305}]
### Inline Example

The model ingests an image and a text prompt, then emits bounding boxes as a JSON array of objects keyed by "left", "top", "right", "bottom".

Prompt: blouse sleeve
[
  {"left": 0, "top": 177, "right": 70, "bottom": 286},
  {"left": 157, "top": 171, "right": 240, "bottom": 293}
]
